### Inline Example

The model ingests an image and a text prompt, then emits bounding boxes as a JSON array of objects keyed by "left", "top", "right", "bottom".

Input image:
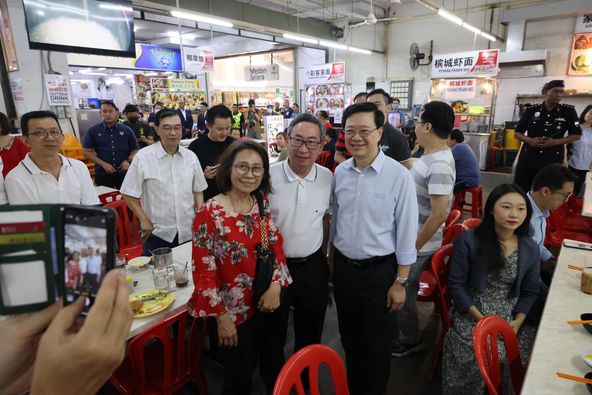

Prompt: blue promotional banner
[{"left": 134, "top": 44, "right": 182, "bottom": 71}]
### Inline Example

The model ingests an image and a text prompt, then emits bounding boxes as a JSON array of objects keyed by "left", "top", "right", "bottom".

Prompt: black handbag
[{"left": 252, "top": 193, "right": 274, "bottom": 307}]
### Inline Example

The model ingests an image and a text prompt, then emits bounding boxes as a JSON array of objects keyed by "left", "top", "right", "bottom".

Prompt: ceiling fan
[{"left": 350, "top": 0, "right": 398, "bottom": 28}]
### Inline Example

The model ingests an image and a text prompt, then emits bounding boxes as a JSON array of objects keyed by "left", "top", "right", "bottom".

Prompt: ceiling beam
[{"left": 500, "top": 0, "right": 592, "bottom": 22}]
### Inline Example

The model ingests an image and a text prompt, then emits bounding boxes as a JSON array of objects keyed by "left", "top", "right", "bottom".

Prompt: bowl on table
[
  {"left": 128, "top": 256, "right": 151, "bottom": 270},
  {"left": 581, "top": 313, "right": 592, "bottom": 335},
  {"left": 581, "top": 347, "right": 592, "bottom": 368}
]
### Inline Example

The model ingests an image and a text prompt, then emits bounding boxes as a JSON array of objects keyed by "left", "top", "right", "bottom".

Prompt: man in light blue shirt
[{"left": 329, "top": 102, "right": 418, "bottom": 394}]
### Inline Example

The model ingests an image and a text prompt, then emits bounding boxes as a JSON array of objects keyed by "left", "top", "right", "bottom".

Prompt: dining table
[
  {"left": 521, "top": 239, "right": 592, "bottom": 394},
  {"left": 127, "top": 241, "right": 194, "bottom": 340},
  {"left": 583, "top": 172, "right": 592, "bottom": 218}
]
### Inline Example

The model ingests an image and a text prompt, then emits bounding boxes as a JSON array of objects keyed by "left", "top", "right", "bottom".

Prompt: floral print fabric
[{"left": 188, "top": 197, "right": 292, "bottom": 325}]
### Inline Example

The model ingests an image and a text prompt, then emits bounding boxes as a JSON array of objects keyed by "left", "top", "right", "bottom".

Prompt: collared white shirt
[
  {"left": 527, "top": 192, "right": 553, "bottom": 261},
  {"left": 5, "top": 154, "right": 99, "bottom": 205},
  {"left": 269, "top": 161, "right": 332, "bottom": 258},
  {"left": 120, "top": 142, "right": 207, "bottom": 244},
  {"left": 330, "top": 150, "right": 418, "bottom": 265}
]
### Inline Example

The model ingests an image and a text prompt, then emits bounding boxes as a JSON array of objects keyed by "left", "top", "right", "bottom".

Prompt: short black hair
[
  {"left": 342, "top": 102, "right": 384, "bottom": 129},
  {"left": 316, "top": 110, "right": 329, "bottom": 120},
  {"left": 367, "top": 88, "right": 391, "bottom": 105},
  {"left": 206, "top": 104, "right": 232, "bottom": 125},
  {"left": 123, "top": 104, "right": 139, "bottom": 114},
  {"left": 154, "top": 108, "right": 181, "bottom": 127},
  {"left": 287, "top": 113, "right": 325, "bottom": 141},
  {"left": 100, "top": 100, "right": 118, "bottom": 111},
  {"left": 420, "top": 101, "right": 454, "bottom": 139},
  {"left": 200, "top": 101, "right": 208, "bottom": 107},
  {"left": 216, "top": 140, "right": 272, "bottom": 196},
  {"left": 154, "top": 101, "right": 164, "bottom": 107},
  {"left": 353, "top": 92, "right": 367, "bottom": 102},
  {"left": 450, "top": 129, "right": 464, "bottom": 143},
  {"left": 20, "top": 111, "right": 59, "bottom": 136},
  {"left": 248, "top": 99, "right": 255, "bottom": 106},
  {"left": 531, "top": 164, "right": 577, "bottom": 192},
  {"left": 292, "top": 103, "right": 299, "bottom": 109},
  {"left": 0, "top": 111, "right": 12, "bottom": 136}
]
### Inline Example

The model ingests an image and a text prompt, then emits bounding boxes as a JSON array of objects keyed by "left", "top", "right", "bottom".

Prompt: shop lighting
[
  {"left": 480, "top": 32, "right": 496, "bottom": 42},
  {"left": 283, "top": 33, "right": 319, "bottom": 45},
  {"left": 80, "top": 71, "right": 108, "bottom": 76},
  {"left": 98, "top": 3, "right": 133, "bottom": 13},
  {"left": 437, "top": 9, "right": 462, "bottom": 25},
  {"left": 462, "top": 23, "right": 481, "bottom": 35},
  {"left": 348, "top": 46, "right": 372, "bottom": 55},
  {"left": 106, "top": 78, "right": 125, "bottom": 85},
  {"left": 97, "top": 67, "right": 106, "bottom": 71},
  {"left": 145, "top": 72, "right": 158, "bottom": 76},
  {"left": 319, "top": 40, "right": 348, "bottom": 50},
  {"left": 170, "top": 10, "right": 233, "bottom": 28},
  {"left": 114, "top": 73, "right": 133, "bottom": 78}
]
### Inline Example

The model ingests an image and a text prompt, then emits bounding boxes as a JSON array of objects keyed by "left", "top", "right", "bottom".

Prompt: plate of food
[
  {"left": 329, "top": 98, "right": 344, "bottom": 109},
  {"left": 451, "top": 100, "right": 469, "bottom": 114},
  {"left": 316, "top": 85, "right": 329, "bottom": 96},
  {"left": 572, "top": 54, "right": 591, "bottom": 74},
  {"left": 128, "top": 256, "right": 151, "bottom": 269},
  {"left": 129, "top": 289, "right": 175, "bottom": 318},
  {"left": 316, "top": 98, "right": 329, "bottom": 108}
]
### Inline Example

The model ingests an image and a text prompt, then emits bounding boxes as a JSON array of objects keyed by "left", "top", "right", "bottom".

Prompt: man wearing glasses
[
  {"left": 329, "top": 102, "right": 418, "bottom": 394},
  {"left": 268, "top": 113, "right": 332, "bottom": 372},
  {"left": 121, "top": 109, "right": 207, "bottom": 256},
  {"left": 5, "top": 111, "right": 99, "bottom": 205}
]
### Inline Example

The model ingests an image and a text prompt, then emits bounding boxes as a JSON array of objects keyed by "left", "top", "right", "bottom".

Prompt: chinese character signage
[
  {"left": 431, "top": 49, "right": 499, "bottom": 78},
  {"left": 150, "top": 78, "right": 200, "bottom": 91},
  {"left": 183, "top": 47, "right": 214, "bottom": 72},
  {"left": 304, "top": 62, "right": 345, "bottom": 84},
  {"left": 45, "top": 74, "right": 70, "bottom": 106},
  {"left": 575, "top": 15, "right": 592, "bottom": 33},
  {"left": 568, "top": 32, "right": 592, "bottom": 75},
  {"left": 444, "top": 79, "right": 476, "bottom": 100},
  {"left": 244, "top": 64, "right": 279, "bottom": 81},
  {"left": 134, "top": 44, "right": 182, "bottom": 71}
]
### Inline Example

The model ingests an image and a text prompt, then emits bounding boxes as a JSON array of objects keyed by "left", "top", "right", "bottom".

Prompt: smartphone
[{"left": 62, "top": 206, "right": 116, "bottom": 314}]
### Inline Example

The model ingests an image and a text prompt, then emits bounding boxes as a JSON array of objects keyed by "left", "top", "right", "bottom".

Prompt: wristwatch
[{"left": 395, "top": 276, "right": 410, "bottom": 288}]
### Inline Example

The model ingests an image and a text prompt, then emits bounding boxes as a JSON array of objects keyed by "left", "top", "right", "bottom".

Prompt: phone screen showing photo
[{"left": 63, "top": 209, "right": 108, "bottom": 314}]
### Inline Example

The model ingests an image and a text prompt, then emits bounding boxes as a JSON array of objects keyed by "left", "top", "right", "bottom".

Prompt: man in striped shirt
[{"left": 392, "top": 101, "right": 456, "bottom": 357}]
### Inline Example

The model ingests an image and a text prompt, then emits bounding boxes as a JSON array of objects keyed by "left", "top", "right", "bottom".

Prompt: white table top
[
  {"left": 94, "top": 185, "right": 119, "bottom": 196},
  {"left": 127, "top": 242, "right": 193, "bottom": 339},
  {"left": 521, "top": 240, "right": 592, "bottom": 394},
  {"left": 582, "top": 172, "right": 592, "bottom": 218}
]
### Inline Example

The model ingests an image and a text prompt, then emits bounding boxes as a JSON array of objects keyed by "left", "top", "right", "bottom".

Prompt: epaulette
[{"left": 561, "top": 103, "right": 575, "bottom": 108}]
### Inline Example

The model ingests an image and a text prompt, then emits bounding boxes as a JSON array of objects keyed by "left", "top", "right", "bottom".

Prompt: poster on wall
[
  {"left": 431, "top": 49, "right": 499, "bottom": 78},
  {"left": 568, "top": 32, "right": 592, "bottom": 76},
  {"left": 305, "top": 83, "right": 345, "bottom": 117},
  {"left": 134, "top": 75, "right": 152, "bottom": 105},
  {"left": 575, "top": 15, "right": 592, "bottom": 33},
  {"left": 264, "top": 115, "right": 284, "bottom": 154},
  {"left": 10, "top": 79, "right": 23, "bottom": 103},
  {"left": 44, "top": 74, "right": 70, "bottom": 106},
  {"left": 444, "top": 79, "right": 477, "bottom": 100},
  {"left": 134, "top": 44, "right": 182, "bottom": 71},
  {"left": 183, "top": 47, "right": 214, "bottom": 72},
  {"left": 303, "top": 62, "right": 345, "bottom": 84}
]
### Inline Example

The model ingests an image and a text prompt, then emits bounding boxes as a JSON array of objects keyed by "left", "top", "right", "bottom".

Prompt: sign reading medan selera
[
  {"left": 244, "top": 64, "right": 279, "bottom": 81},
  {"left": 431, "top": 49, "right": 499, "bottom": 79},
  {"left": 304, "top": 62, "right": 345, "bottom": 84},
  {"left": 45, "top": 74, "right": 70, "bottom": 106}
]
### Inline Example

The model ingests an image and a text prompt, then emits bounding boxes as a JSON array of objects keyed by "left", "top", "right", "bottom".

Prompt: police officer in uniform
[{"left": 514, "top": 80, "right": 582, "bottom": 192}]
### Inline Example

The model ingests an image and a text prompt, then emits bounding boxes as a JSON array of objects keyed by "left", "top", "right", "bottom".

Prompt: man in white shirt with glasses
[
  {"left": 121, "top": 109, "right": 208, "bottom": 255},
  {"left": 5, "top": 111, "right": 99, "bottom": 205}
]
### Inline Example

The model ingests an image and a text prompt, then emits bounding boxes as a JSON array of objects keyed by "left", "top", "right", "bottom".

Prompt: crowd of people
[{"left": 0, "top": 78, "right": 590, "bottom": 394}]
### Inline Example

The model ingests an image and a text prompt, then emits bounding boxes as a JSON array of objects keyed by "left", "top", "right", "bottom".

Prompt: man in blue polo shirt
[{"left": 83, "top": 101, "right": 139, "bottom": 189}]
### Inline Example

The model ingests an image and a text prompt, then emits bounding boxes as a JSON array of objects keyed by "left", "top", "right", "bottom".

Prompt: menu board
[
  {"left": 305, "top": 83, "right": 345, "bottom": 117},
  {"left": 568, "top": 33, "right": 592, "bottom": 76}
]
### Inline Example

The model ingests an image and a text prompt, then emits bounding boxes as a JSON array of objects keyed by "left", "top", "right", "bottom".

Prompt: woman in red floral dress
[{"left": 189, "top": 140, "right": 292, "bottom": 394}]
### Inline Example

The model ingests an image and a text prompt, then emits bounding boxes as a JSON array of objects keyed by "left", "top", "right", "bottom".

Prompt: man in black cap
[{"left": 513, "top": 80, "right": 581, "bottom": 192}]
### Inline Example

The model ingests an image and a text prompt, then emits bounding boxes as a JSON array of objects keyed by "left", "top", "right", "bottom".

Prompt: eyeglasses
[
  {"left": 289, "top": 137, "right": 321, "bottom": 150},
  {"left": 551, "top": 190, "right": 572, "bottom": 201},
  {"left": 343, "top": 127, "right": 378, "bottom": 137},
  {"left": 29, "top": 130, "right": 63, "bottom": 139},
  {"left": 159, "top": 125, "right": 182, "bottom": 133},
  {"left": 233, "top": 163, "right": 265, "bottom": 177}
]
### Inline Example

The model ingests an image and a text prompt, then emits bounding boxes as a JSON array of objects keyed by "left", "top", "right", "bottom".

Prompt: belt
[
  {"left": 286, "top": 249, "right": 323, "bottom": 266},
  {"left": 337, "top": 250, "right": 396, "bottom": 269}
]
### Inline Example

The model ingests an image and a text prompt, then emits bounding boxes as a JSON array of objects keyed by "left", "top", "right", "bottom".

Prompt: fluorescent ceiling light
[
  {"left": 97, "top": 67, "right": 106, "bottom": 71},
  {"left": 462, "top": 23, "right": 481, "bottom": 34},
  {"left": 438, "top": 9, "right": 462, "bottom": 25},
  {"left": 480, "top": 32, "right": 497, "bottom": 42},
  {"left": 320, "top": 40, "right": 348, "bottom": 50},
  {"left": 99, "top": 4, "right": 133, "bottom": 13},
  {"left": 114, "top": 73, "right": 133, "bottom": 77},
  {"left": 80, "top": 71, "right": 108, "bottom": 76},
  {"left": 171, "top": 10, "right": 233, "bottom": 28},
  {"left": 348, "top": 46, "right": 372, "bottom": 55},
  {"left": 145, "top": 72, "right": 158, "bottom": 76},
  {"left": 283, "top": 33, "right": 318, "bottom": 45}
]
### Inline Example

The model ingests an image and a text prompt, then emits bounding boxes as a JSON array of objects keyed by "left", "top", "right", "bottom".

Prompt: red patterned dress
[{"left": 188, "top": 197, "right": 292, "bottom": 325}]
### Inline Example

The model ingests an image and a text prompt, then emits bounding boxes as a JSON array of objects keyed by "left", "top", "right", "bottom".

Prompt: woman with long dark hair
[{"left": 442, "top": 183, "right": 541, "bottom": 395}]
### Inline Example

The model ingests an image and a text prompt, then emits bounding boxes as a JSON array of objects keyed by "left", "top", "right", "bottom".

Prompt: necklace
[{"left": 229, "top": 194, "right": 253, "bottom": 215}]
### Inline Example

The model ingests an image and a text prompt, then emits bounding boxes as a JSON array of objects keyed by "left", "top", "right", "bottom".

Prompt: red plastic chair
[
  {"left": 110, "top": 309, "right": 209, "bottom": 395},
  {"left": 105, "top": 199, "right": 143, "bottom": 259},
  {"left": 463, "top": 217, "right": 482, "bottom": 230},
  {"left": 427, "top": 244, "right": 454, "bottom": 380},
  {"left": 442, "top": 223, "right": 467, "bottom": 246},
  {"left": 273, "top": 344, "right": 349, "bottom": 395},
  {"left": 417, "top": 269, "right": 437, "bottom": 302},
  {"left": 545, "top": 201, "right": 592, "bottom": 249},
  {"left": 99, "top": 191, "right": 123, "bottom": 205},
  {"left": 445, "top": 209, "right": 462, "bottom": 227},
  {"left": 453, "top": 186, "right": 483, "bottom": 218},
  {"left": 473, "top": 316, "right": 525, "bottom": 395}
]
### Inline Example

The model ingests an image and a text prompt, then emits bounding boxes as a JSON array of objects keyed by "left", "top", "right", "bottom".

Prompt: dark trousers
[
  {"left": 333, "top": 249, "right": 397, "bottom": 395},
  {"left": 142, "top": 233, "right": 179, "bottom": 256},
  {"left": 514, "top": 151, "right": 563, "bottom": 193},
  {"left": 208, "top": 311, "right": 285, "bottom": 394},
  {"left": 95, "top": 172, "right": 126, "bottom": 190},
  {"left": 568, "top": 166, "right": 588, "bottom": 197}
]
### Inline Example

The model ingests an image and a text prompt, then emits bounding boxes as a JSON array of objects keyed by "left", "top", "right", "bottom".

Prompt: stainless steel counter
[{"left": 463, "top": 132, "right": 489, "bottom": 167}]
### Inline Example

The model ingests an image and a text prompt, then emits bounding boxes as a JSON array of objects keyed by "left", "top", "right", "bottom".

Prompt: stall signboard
[
  {"left": 183, "top": 47, "right": 214, "bottom": 72},
  {"left": 244, "top": 64, "right": 279, "bottom": 81},
  {"left": 431, "top": 49, "right": 499, "bottom": 78},
  {"left": 305, "top": 83, "right": 345, "bottom": 118},
  {"left": 135, "top": 44, "right": 182, "bottom": 71},
  {"left": 264, "top": 115, "right": 284, "bottom": 154},
  {"left": 304, "top": 62, "right": 345, "bottom": 84},
  {"left": 168, "top": 79, "right": 200, "bottom": 91},
  {"left": 568, "top": 32, "right": 592, "bottom": 75},
  {"left": 575, "top": 15, "right": 592, "bottom": 33},
  {"left": 444, "top": 79, "right": 477, "bottom": 100},
  {"left": 44, "top": 74, "right": 70, "bottom": 106}
]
